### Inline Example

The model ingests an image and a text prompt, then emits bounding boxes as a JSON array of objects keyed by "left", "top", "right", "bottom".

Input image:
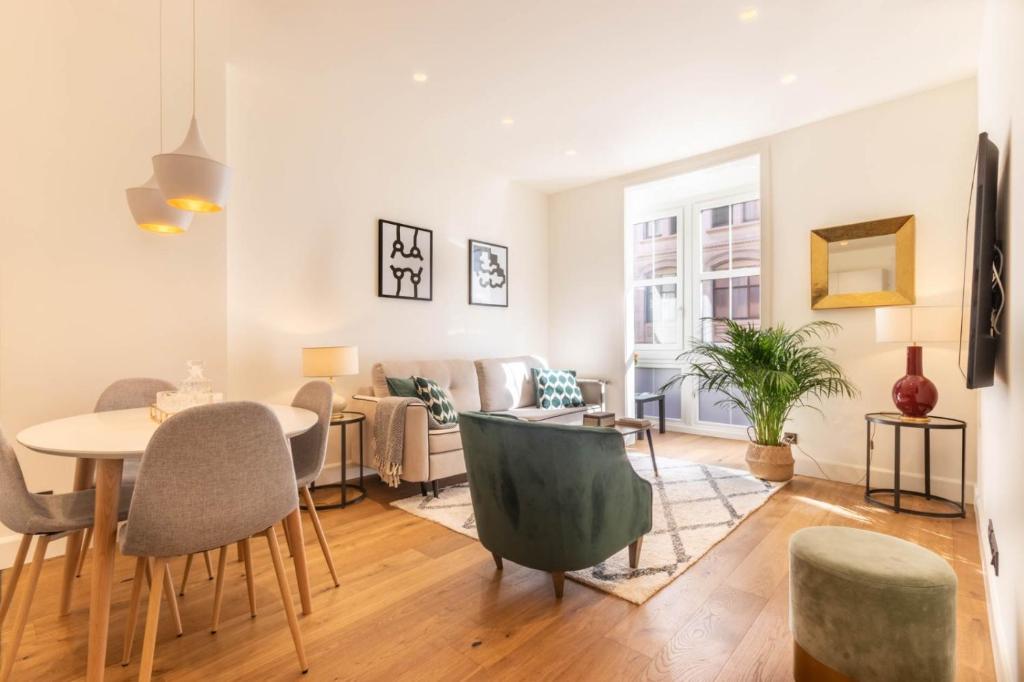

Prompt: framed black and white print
[
  {"left": 468, "top": 239, "right": 508, "bottom": 307},
  {"left": 378, "top": 220, "right": 433, "bottom": 301}
]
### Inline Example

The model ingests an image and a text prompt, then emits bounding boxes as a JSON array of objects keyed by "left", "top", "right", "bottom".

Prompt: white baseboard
[
  {"left": 0, "top": 534, "right": 68, "bottom": 570},
  {"left": 973, "top": 493, "right": 1012, "bottom": 682}
]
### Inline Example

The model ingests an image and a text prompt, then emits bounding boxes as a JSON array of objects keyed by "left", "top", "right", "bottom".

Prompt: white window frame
[{"left": 629, "top": 186, "right": 762, "bottom": 441}]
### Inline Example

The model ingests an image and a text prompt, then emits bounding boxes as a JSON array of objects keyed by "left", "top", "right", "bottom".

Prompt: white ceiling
[{"left": 231, "top": 0, "right": 983, "bottom": 194}]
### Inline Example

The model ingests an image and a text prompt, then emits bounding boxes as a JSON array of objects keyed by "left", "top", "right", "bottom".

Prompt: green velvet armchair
[{"left": 459, "top": 411, "right": 653, "bottom": 598}]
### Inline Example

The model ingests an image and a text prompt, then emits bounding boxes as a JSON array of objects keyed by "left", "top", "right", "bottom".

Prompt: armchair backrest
[{"left": 458, "top": 412, "right": 652, "bottom": 572}]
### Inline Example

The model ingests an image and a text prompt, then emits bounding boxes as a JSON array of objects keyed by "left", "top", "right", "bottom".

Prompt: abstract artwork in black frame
[
  {"left": 378, "top": 219, "right": 433, "bottom": 301},
  {"left": 468, "top": 239, "right": 508, "bottom": 307}
]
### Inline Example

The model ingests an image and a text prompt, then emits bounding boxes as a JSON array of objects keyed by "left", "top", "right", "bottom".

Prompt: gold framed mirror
[{"left": 810, "top": 215, "right": 915, "bottom": 310}]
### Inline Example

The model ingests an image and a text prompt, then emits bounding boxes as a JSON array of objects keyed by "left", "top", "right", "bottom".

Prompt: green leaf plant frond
[{"left": 659, "top": 319, "right": 858, "bottom": 447}]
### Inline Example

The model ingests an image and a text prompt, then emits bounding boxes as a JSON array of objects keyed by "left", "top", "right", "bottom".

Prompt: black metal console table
[
  {"left": 864, "top": 412, "right": 966, "bottom": 519},
  {"left": 306, "top": 411, "right": 367, "bottom": 509}
]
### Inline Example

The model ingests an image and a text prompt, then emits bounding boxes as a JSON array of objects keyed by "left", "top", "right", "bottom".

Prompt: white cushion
[
  {"left": 474, "top": 355, "right": 547, "bottom": 412},
  {"left": 500, "top": 405, "right": 590, "bottom": 423}
]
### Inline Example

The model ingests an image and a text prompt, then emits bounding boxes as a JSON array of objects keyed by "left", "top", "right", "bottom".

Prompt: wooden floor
[{"left": 3, "top": 432, "right": 996, "bottom": 681}]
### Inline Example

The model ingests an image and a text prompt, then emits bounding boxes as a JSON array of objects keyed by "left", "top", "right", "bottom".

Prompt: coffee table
[{"left": 567, "top": 414, "right": 658, "bottom": 476}]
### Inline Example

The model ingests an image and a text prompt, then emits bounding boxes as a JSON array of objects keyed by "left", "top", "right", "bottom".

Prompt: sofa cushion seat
[
  {"left": 499, "top": 405, "right": 590, "bottom": 423},
  {"left": 428, "top": 425, "right": 462, "bottom": 454}
]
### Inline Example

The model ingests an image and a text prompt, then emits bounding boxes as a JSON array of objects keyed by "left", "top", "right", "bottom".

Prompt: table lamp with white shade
[
  {"left": 875, "top": 306, "right": 959, "bottom": 421},
  {"left": 302, "top": 346, "right": 359, "bottom": 416}
]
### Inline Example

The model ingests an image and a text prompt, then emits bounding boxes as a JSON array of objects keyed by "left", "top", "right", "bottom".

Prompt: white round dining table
[{"left": 15, "top": 403, "right": 318, "bottom": 682}]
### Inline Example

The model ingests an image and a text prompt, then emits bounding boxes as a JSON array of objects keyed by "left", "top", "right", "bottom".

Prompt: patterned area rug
[{"left": 391, "top": 454, "right": 788, "bottom": 604}]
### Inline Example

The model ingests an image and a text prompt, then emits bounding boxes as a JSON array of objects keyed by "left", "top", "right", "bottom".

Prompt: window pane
[
  {"left": 730, "top": 276, "right": 761, "bottom": 329},
  {"left": 634, "top": 284, "right": 678, "bottom": 345},
  {"left": 698, "top": 389, "right": 752, "bottom": 426},
  {"left": 700, "top": 280, "right": 728, "bottom": 342},
  {"left": 632, "top": 222, "right": 653, "bottom": 280},
  {"left": 732, "top": 214, "right": 761, "bottom": 268},
  {"left": 635, "top": 367, "right": 682, "bottom": 420},
  {"left": 701, "top": 206, "right": 730, "bottom": 272},
  {"left": 652, "top": 216, "right": 678, "bottom": 277}
]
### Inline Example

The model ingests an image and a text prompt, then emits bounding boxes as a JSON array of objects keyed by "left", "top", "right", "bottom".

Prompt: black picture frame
[
  {"left": 378, "top": 219, "right": 433, "bottom": 301},
  {"left": 468, "top": 239, "right": 509, "bottom": 307}
]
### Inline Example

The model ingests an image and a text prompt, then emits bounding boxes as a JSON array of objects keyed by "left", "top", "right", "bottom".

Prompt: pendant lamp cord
[
  {"left": 158, "top": 0, "right": 163, "bottom": 151},
  {"left": 192, "top": 0, "right": 197, "bottom": 118}
]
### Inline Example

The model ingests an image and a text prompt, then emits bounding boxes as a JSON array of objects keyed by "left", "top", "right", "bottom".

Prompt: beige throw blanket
[{"left": 373, "top": 397, "right": 421, "bottom": 487}]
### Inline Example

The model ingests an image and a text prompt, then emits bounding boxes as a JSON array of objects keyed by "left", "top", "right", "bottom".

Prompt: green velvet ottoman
[{"left": 789, "top": 527, "right": 957, "bottom": 682}]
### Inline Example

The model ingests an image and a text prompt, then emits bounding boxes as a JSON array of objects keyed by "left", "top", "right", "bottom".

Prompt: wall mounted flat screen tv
[{"left": 961, "top": 132, "right": 1002, "bottom": 389}]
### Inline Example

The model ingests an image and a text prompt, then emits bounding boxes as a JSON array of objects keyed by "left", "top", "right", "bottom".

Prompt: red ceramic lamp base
[{"left": 892, "top": 345, "right": 938, "bottom": 420}]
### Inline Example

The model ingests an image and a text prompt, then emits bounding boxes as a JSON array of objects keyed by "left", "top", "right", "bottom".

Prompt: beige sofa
[{"left": 350, "top": 356, "right": 605, "bottom": 495}]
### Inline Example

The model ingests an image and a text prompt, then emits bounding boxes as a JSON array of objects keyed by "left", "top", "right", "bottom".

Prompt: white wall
[
  {"left": 0, "top": 2, "right": 228, "bottom": 564},
  {"left": 549, "top": 79, "right": 979, "bottom": 498},
  {"left": 976, "top": 0, "right": 1024, "bottom": 678},
  {"left": 225, "top": 5, "right": 549, "bottom": 480}
]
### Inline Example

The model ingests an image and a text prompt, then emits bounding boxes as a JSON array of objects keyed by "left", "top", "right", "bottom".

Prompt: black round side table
[
  {"left": 306, "top": 411, "right": 366, "bottom": 510},
  {"left": 864, "top": 412, "right": 966, "bottom": 518}
]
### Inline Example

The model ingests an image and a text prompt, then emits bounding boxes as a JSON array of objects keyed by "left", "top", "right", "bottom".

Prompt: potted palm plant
[{"left": 660, "top": 319, "right": 856, "bottom": 481}]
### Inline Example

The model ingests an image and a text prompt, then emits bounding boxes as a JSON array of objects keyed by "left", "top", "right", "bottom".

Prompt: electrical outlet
[
  {"left": 988, "top": 520, "right": 999, "bottom": 576},
  {"left": 783, "top": 432, "right": 798, "bottom": 445}
]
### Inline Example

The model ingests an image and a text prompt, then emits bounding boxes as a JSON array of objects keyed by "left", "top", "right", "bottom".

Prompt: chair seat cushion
[
  {"left": 428, "top": 425, "right": 462, "bottom": 454},
  {"left": 25, "top": 484, "right": 134, "bottom": 535}
]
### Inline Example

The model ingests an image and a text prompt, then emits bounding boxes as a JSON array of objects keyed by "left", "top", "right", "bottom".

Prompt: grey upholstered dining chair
[
  {"left": 119, "top": 402, "right": 308, "bottom": 680},
  {"left": 0, "top": 426, "right": 160, "bottom": 682},
  {"left": 289, "top": 380, "right": 339, "bottom": 587},
  {"left": 75, "top": 378, "right": 216, "bottom": 589}
]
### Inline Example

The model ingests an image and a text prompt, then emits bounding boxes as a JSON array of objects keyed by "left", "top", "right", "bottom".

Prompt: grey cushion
[
  {"left": 474, "top": 355, "right": 547, "bottom": 412},
  {"left": 790, "top": 526, "right": 957, "bottom": 682},
  {"left": 121, "top": 402, "right": 299, "bottom": 557}
]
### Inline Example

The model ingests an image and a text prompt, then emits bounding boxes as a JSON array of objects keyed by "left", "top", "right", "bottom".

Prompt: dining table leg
[
  {"left": 283, "top": 507, "right": 312, "bottom": 615},
  {"left": 60, "top": 457, "right": 96, "bottom": 615},
  {"left": 86, "top": 458, "right": 124, "bottom": 682}
]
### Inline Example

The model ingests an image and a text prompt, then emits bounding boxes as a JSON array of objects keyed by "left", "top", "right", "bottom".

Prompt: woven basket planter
[{"left": 745, "top": 443, "right": 794, "bottom": 482}]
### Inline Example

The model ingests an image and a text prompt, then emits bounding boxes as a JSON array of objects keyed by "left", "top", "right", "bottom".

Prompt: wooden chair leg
[
  {"left": 236, "top": 541, "right": 244, "bottom": 563},
  {"left": 178, "top": 553, "right": 194, "bottom": 596},
  {"left": 628, "top": 537, "right": 644, "bottom": 569},
  {"left": 0, "top": 534, "right": 31, "bottom": 628},
  {"left": 281, "top": 519, "right": 294, "bottom": 557},
  {"left": 491, "top": 552, "right": 503, "bottom": 570},
  {"left": 202, "top": 549, "right": 214, "bottom": 580},
  {"left": 550, "top": 571, "right": 565, "bottom": 599},
  {"left": 301, "top": 486, "right": 340, "bottom": 587},
  {"left": 121, "top": 557, "right": 147, "bottom": 666},
  {"left": 265, "top": 527, "right": 309, "bottom": 674},
  {"left": 210, "top": 546, "right": 228, "bottom": 633},
  {"left": 284, "top": 508, "right": 312, "bottom": 615},
  {"left": 241, "top": 538, "right": 257, "bottom": 618},
  {"left": 1, "top": 535, "right": 49, "bottom": 682},
  {"left": 74, "top": 526, "right": 93, "bottom": 578},
  {"left": 162, "top": 563, "right": 183, "bottom": 637},
  {"left": 138, "top": 557, "right": 167, "bottom": 682}
]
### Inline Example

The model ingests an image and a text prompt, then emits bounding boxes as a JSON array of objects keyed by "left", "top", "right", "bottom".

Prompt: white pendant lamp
[
  {"left": 153, "top": 0, "right": 231, "bottom": 213},
  {"left": 126, "top": 0, "right": 193, "bottom": 235}
]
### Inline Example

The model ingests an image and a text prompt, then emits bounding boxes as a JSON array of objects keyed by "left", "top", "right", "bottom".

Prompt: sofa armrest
[
  {"left": 348, "top": 395, "right": 431, "bottom": 483},
  {"left": 577, "top": 378, "right": 607, "bottom": 410}
]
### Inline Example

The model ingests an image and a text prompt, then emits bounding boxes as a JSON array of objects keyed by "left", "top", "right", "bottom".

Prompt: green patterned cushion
[
  {"left": 412, "top": 376, "right": 459, "bottom": 425},
  {"left": 531, "top": 368, "right": 585, "bottom": 409}
]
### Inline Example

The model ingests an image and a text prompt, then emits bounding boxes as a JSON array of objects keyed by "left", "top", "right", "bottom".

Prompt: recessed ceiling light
[
  {"left": 738, "top": 7, "right": 758, "bottom": 22},
  {"left": 564, "top": 149, "right": 577, "bottom": 157},
  {"left": 412, "top": 72, "right": 428, "bottom": 83},
  {"left": 780, "top": 73, "right": 797, "bottom": 85},
  {"left": 501, "top": 117, "right": 515, "bottom": 126}
]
